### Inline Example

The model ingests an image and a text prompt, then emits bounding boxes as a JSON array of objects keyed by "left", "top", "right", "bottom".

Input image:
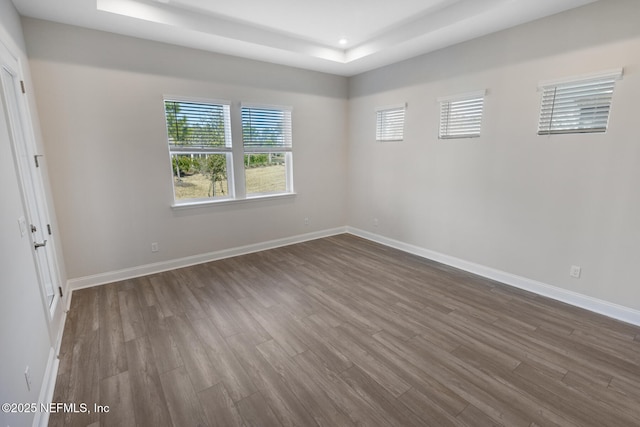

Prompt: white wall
[
  {"left": 0, "top": 2, "right": 56, "bottom": 426},
  {"left": 22, "top": 19, "right": 349, "bottom": 281},
  {"left": 19, "top": 0, "right": 640, "bottom": 319},
  {"left": 348, "top": 0, "right": 640, "bottom": 311}
]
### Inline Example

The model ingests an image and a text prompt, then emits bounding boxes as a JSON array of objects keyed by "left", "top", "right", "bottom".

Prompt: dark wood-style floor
[{"left": 49, "top": 234, "right": 640, "bottom": 427}]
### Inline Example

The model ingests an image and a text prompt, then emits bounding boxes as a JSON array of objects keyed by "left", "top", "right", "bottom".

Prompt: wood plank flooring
[{"left": 49, "top": 234, "right": 640, "bottom": 427}]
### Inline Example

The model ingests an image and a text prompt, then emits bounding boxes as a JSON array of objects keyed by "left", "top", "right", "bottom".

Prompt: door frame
[{"left": 0, "top": 37, "right": 65, "bottom": 344}]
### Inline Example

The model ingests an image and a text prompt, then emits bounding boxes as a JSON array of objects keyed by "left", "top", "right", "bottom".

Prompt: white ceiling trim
[
  {"left": 97, "top": 0, "right": 347, "bottom": 63},
  {"left": 13, "top": 0, "right": 599, "bottom": 76}
]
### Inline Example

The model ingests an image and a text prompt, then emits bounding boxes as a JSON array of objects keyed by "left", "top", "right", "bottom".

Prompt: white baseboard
[
  {"left": 67, "top": 227, "right": 347, "bottom": 290},
  {"left": 347, "top": 227, "right": 640, "bottom": 327},
  {"left": 66, "top": 225, "right": 640, "bottom": 327},
  {"left": 33, "top": 347, "right": 59, "bottom": 427}
]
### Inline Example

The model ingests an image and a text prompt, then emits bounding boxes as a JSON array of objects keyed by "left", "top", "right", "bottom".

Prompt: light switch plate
[
  {"left": 570, "top": 265, "right": 581, "bottom": 278},
  {"left": 18, "top": 216, "right": 27, "bottom": 237}
]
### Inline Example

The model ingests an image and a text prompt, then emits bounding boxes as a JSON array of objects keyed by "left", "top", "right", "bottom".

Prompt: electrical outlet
[
  {"left": 24, "top": 366, "right": 32, "bottom": 391},
  {"left": 304, "top": 217, "right": 309, "bottom": 226},
  {"left": 151, "top": 242, "right": 159, "bottom": 253},
  {"left": 570, "top": 265, "right": 581, "bottom": 278}
]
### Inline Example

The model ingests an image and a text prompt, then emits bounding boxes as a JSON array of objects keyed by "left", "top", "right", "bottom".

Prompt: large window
[
  {"left": 241, "top": 104, "right": 293, "bottom": 196},
  {"left": 537, "top": 70, "right": 622, "bottom": 135},
  {"left": 164, "top": 99, "right": 233, "bottom": 203},
  {"left": 164, "top": 99, "right": 295, "bottom": 205},
  {"left": 438, "top": 90, "right": 485, "bottom": 139}
]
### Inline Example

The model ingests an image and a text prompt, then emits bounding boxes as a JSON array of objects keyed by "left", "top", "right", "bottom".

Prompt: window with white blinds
[
  {"left": 241, "top": 105, "right": 292, "bottom": 151},
  {"left": 241, "top": 104, "right": 293, "bottom": 195},
  {"left": 537, "top": 70, "right": 622, "bottom": 135},
  {"left": 164, "top": 99, "right": 233, "bottom": 203},
  {"left": 165, "top": 100, "right": 232, "bottom": 149},
  {"left": 438, "top": 91, "right": 485, "bottom": 139},
  {"left": 376, "top": 105, "right": 405, "bottom": 142}
]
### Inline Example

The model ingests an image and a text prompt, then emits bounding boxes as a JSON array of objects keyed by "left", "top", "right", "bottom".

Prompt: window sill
[{"left": 171, "top": 192, "right": 296, "bottom": 210}]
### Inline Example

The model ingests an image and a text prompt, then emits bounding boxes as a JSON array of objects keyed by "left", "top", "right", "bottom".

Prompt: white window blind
[
  {"left": 537, "top": 70, "right": 622, "bottom": 135},
  {"left": 376, "top": 105, "right": 405, "bottom": 141},
  {"left": 163, "top": 98, "right": 234, "bottom": 203},
  {"left": 438, "top": 91, "right": 485, "bottom": 139},
  {"left": 241, "top": 105, "right": 292, "bottom": 151},
  {"left": 164, "top": 100, "right": 232, "bottom": 151}
]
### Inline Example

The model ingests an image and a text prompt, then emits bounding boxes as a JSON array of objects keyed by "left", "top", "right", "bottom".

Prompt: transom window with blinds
[
  {"left": 376, "top": 105, "right": 406, "bottom": 142},
  {"left": 537, "top": 69, "right": 622, "bottom": 135},
  {"left": 164, "top": 99, "right": 234, "bottom": 203},
  {"left": 241, "top": 104, "right": 294, "bottom": 195},
  {"left": 438, "top": 90, "right": 486, "bottom": 139}
]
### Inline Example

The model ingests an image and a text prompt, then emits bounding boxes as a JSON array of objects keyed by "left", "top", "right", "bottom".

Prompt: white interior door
[{"left": 0, "top": 41, "right": 63, "bottom": 330}]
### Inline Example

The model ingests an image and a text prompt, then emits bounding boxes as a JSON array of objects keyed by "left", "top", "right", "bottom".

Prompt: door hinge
[
  {"left": 58, "top": 286, "right": 64, "bottom": 298},
  {"left": 34, "top": 154, "right": 43, "bottom": 168},
  {"left": 47, "top": 224, "right": 52, "bottom": 235},
  {"left": 20, "top": 80, "right": 25, "bottom": 94}
]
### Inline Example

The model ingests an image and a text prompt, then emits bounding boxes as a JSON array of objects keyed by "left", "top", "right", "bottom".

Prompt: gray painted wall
[
  {"left": 348, "top": 0, "right": 640, "bottom": 311},
  {"left": 23, "top": 18, "right": 349, "bottom": 280},
  {"left": 2, "top": 2, "right": 639, "bottom": 423},
  {"left": 20, "top": 0, "right": 640, "bottom": 314}
]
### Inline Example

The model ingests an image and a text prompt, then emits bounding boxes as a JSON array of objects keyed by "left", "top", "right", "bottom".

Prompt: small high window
[
  {"left": 376, "top": 105, "right": 406, "bottom": 142},
  {"left": 537, "top": 70, "right": 622, "bottom": 135},
  {"left": 438, "top": 90, "right": 485, "bottom": 139}
]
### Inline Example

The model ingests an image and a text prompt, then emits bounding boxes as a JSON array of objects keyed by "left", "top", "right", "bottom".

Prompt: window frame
[
  {"left": 375, "top": 104, "right": 406, "bottom": 142},
  {"left": 163, "top": 97, "right": 235, "bottom": 205},
  {"left": 537, "top": 69, "right": 623, "bottom": 136},
  {"left": 438, "top": 90, "right": 486, "bottom": 140},
  {"left": 241, "top": 103, "right": 294, "bottom": 197}
]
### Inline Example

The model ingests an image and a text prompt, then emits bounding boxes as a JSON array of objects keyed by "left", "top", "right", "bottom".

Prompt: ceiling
[{"left": 12, "top": 0, "right": 598, "bottom": 76}]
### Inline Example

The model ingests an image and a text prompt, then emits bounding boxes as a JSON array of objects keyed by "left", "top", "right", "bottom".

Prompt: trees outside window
[
  {"left": 164, "top": 99, "right": 294, "bottom": 204},
  {"left": 164, "top": 100, "right": 232, "bottom": 201}
]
